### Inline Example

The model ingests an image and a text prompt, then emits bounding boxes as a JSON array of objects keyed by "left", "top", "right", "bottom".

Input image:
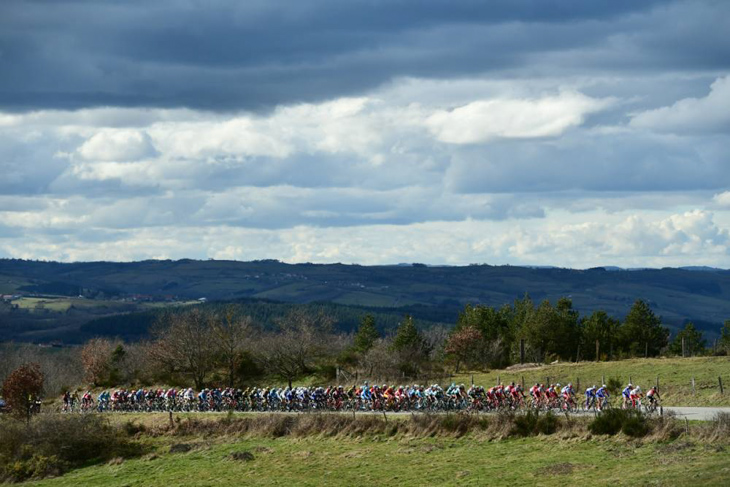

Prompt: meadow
[{"left": 15, "top": 412, "right": 729, "bottom": 487}]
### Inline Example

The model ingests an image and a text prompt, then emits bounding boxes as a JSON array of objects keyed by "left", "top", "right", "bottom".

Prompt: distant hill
[{"left": 2, "top": 258, "right": 730, "bottom": 341}]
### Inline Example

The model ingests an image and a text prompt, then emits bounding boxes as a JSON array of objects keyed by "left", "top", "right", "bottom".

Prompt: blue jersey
[
  {"left": 596, "top": 387, "right": 608, "bottom": 398},
  {"left": 622, "top": 386, "right": 632, "bottom": 398},
  {"left": 585, "top": 388, "right": 596, "bottom": 397}
]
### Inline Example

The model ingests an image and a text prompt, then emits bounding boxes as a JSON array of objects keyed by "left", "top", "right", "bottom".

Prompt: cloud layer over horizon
[{"left": 1, "top": 0, "right": 729, "bottom": 267}]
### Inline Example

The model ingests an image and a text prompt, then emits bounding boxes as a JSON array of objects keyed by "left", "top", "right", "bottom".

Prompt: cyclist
[
  {"left": 622, "top": 383, "right": 634, "bottom": 409},
  {"left": 529, "top": 383, "right": 541, "bottom": 406},
  {"left": 82, "top": 391, "right": 94, "bottom": 411},
  {"left": 561, "top": 383, "right": 575, "bottom": 410},
  {"left": 596, "top": 384, "right": 609, "bottom": 410},
  {"left": 97, "top": 390, "right": 110, "bottom": 411},
  {"left": 646, "top": 386, "right": 661, "bottom": 409},
  {"left": 584, "top": 385, "right": 597, "bottom": 410},
  {"left": 630, "top": 385, "right": 642, "bottom": 409}
]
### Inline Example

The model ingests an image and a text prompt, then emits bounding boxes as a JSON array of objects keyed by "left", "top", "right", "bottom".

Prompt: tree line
[{"left": 3, "top": 297, "right": 730, "bottom": 395}]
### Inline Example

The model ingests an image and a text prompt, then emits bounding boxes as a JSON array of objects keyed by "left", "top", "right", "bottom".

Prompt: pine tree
[
  {"left": 392, "top": 315, "right": 422, "bottom": 352},
  {"left": 721, "top": 320, "right": 730, "bottom": 353},
  {"left": 668, "top": 322, "right": 706, "bottom": 356},
  {"left": 353, "top": 315, "right": 380, "bottom": 352},
  {"left": 620, "top": 300, "right": 669, "bottom": 357}
]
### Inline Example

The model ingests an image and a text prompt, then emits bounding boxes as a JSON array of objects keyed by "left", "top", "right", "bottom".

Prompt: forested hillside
[{"left": 2, "top": 258, "right": 730, "bottom": 342}]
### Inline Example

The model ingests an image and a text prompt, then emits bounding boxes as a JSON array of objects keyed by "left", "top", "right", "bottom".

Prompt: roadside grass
[
  {"left": 24, "top": 430, "right": 729, "bottom": 486},
  {"left": 450, "top": 356, "right": 730, "bottom": 407}
]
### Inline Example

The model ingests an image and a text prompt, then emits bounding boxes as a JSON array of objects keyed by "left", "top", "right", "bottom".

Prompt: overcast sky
[{"left": 1, "top": 0, "right": 730, "bottom": 267}]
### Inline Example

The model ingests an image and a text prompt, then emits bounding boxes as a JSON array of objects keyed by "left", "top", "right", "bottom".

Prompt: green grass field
[
  {"left": 451, "top": 356, "right": 730, "bottom": 407},
  {"left": 24, "top": 430, "right": 729, "bottom": 486}
]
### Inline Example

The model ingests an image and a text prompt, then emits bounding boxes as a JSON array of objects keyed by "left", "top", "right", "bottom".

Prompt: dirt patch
[
  {"left": 420, "top": 444, "right": 444, "bottom": 454},
  {"left": 169, "top": 443, "right": 193, "bottom": 454},
  {"left": 658, "top": 441, "right": 696, "bottom": 454},
  {"left": 253, "top": 446, "right": 274, "bottom": 454},
  {"left": 456, "top": 470, "right": 471, "bottom": 479},
  {"left": 107, "top": 457, "right": 124, "bottom": 466},
  {"left": 229, "top": 451, "right": 255, "bottom": 462},
  {"left": 294, "top": 450, "right": 312, "bottom": 459}
]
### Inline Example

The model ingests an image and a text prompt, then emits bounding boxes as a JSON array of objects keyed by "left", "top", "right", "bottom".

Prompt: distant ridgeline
[{"left": 2, "top": 258, "right": 730, "bottom": 342}]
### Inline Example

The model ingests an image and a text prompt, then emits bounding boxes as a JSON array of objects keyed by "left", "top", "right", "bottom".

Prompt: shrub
[
  {"left": 622, "top": 412, "right": 650, "bottom": 437},
  {"left": 2, "top": 363, "right": 44, "bottom": 422},
  {"left": 588, "top": 409, "right": 649, "bottom": 437},
  {"left": 0, "top": 414, "right": 143, "bottom": 482},
  {"left": 511, "top": 410, "right": 558, "bottom": 437}
]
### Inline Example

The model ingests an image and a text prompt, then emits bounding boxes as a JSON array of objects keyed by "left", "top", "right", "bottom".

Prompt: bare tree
[
  {"left": 358, "top": 338, "right": 400, "bottom": 382},
  {"left": 255, "top": 310, "right": 334, "bottom": 388},
  {"left": 81, "top": 338, "right": 116, "bottom": 386},
  {"left": 149, "top": 309, "right": 217, "bottom": 389},
  {"left": 210, "top": 307, "right": 254, "bottom": 387},
  {"left": 0, "top": 343, "right": 82, "bottom": 397}
]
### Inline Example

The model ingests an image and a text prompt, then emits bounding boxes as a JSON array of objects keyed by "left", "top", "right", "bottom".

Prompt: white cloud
[
  {"left": 2, "top": 209, "right": 728, "bottom": 268},
  {"left": 630, "top": 76, "right": 730, "bottom": 133},
  {"left": 713, "top": 191, "right": 730, "bottom": 207},
  {"left": 424, "top": 91, "right": 610, "bottom": 144},
  {"left": 1, "top": 75, "right": 730, "bottom": 266},
  {"left": 77, "top": 129, "right": 157, "bottom": 162}
]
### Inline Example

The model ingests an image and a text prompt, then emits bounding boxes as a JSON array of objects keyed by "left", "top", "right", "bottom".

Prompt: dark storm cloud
[{"left": 0, "top": 0, "right": 708, "bottom": 111}]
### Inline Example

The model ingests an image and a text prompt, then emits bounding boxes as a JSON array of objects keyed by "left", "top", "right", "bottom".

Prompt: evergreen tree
[
  {"left": 456, "top": 303, "right": 513, "bottom": 367},
  {"left": 581, "top": 310, "right": 621, "bottom": 360},
  {"left": 720, "top": 320, "right": 730, "bottom": 354},
  {"left": 620, "top": 300, "right": 669, "bottom": 357},
  {"left": 392, "top": 315, "right": 422, "bottom": 352},
  {"left": 668, "top": 322, "right": 706, "bottom": 356},
  {"left": 353, "top": 315, "right": 380, "bottom": 352}
]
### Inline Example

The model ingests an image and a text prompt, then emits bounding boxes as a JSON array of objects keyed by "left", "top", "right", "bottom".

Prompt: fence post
[
  {"left": 602, "top": 375, "right": 605, "bottom": 386},
  {"left": 691, "top": 377, "right": 695, "bottom": 395},
  {"left": 645, "top": 342, "right": 649, "bottom": 358},
  {"left": 498, "top": 375, "right": 501, "bottom": 385},
  {"left": 682, "top": 337, "right": 686, "bottom": 358},
  {"left": 720, "top": 376, "right": 724, "bottom": 394},
  {"left": 471, "top": 374, "right": 474, "bottom": 386},
  {"left": 596, "top": 340, "right": 600, "bottom": 362}
]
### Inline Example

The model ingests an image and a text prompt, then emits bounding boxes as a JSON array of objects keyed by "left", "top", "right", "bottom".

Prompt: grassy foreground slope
[
  {"left": 452, "top": 357, "right": 730, "bottom": 407},
  {"left": 26, "top": 434, "right": 729, "bottom": 486}
]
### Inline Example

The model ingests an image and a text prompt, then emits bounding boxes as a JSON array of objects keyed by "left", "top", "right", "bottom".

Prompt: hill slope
[{"left": 2, "top": 259, "right": 730, "bottom": 340}]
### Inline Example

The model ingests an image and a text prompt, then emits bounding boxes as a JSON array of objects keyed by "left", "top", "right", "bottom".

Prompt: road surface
[{"left": 663, "top": 407, "right": 730, "bottom": 421}]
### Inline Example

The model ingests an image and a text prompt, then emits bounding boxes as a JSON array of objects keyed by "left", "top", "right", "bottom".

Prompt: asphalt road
[{"left": 663, "top": 407, "right": 730, "bottom": 421}]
